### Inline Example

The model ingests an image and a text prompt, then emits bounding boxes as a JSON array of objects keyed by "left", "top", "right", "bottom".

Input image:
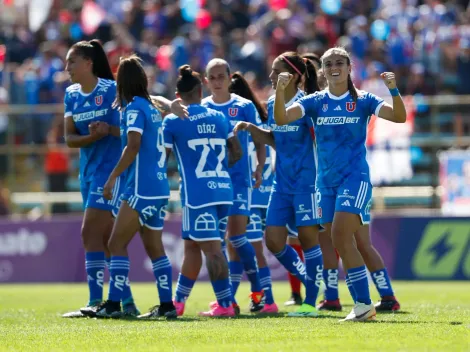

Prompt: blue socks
[
  {"left": 108, "top": 256, "right": 130, "bottom": 302},
  {"left": 229, "top": 234, "right": 262, "bottom": 292},
  {"left": 152, "top": 256, "right": 173, "bottom": 303},
  {"left": 347, "top": 266, "right": 371, "bottom": 305},
  {"left": 371, "top": 268, "right": 394, "bottom": 297},
  {"left": 274, "top": 245, "right": 307, "bottom": 285},
  {"left": 85, "top": 252, "right": 105, "bottom": 305},
  {"left": 106, "top": 256, "right": 134, "bottom": 305},
  {"left": 259, "top": 266, "right": 274, "bottom": 305},
  {"left": 229, "top": 261, "right": 243, "bottom": 296},
  {"left": 303, "top": 245, "right": 323, "bottom": 307},
  {"left": 175, "top": 274, "right": 196, "bottom": 303},
  {"left": 345, "top": 274, "right": 357, "bottom": 303},
  {"left": 323, "top": 269, "right": 339, "bottom": 301},
  {"left": 211, "top": 278, "right": 232, "bottom": 308}
]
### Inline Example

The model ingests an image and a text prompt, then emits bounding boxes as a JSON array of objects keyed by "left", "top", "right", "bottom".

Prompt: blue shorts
[
  {"left": 183, "top": 204, "right": 231, "bottom": 242},
  {"left": 228, "top": 184, "right": 251, "bottom": 217},
  {"left": 247, "top": 207, "right": 298, "bottom": 241},
  {"left": 266, "top": 191, "right": 321, "bottom": 228},
  {"left": 122, "top": 188, "right": 168, "bottom": 230},
  {"left": 317, "top": 177, "right": 372, "bottom": 225},
  {"left": 81, "top": 174, "right": 124, "bottom": 212}
]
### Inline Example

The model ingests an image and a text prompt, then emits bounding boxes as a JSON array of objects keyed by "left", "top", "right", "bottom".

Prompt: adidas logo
[
  {"left": 302, "top": 214, "right": 311, "bottom": 221},
  {"left": 334, "top": 105, "right": 342, "bottom": 111},
  {"left": 84, "top": 101, "right": 91, "bottom": 107},
  {"left": 341, "top": 200, "right": 351, "bottom": 206},
  {"left": 239, "top": 204, "right": 246, "bottom": 210},
  {"left": 97, "top": 198, "right": 105, "bottom": 204}
]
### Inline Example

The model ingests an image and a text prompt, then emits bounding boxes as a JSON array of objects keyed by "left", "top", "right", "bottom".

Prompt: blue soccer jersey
[
  {"left": 267, "top": 90, "right": 317, "bottom": 194},
  {"left": 294, "top": 89, "right": 385, "bottom": 188},
  {"left": 202, "top": 94, "right": 262, "bottom": 188},
  {"left": 163, "top": 104, "right": 234, "bottom": 208},
  {"left": 249, "top": 136, "right": 274, "bottom": 208},
  {"left": 64, "top": 78, "right": 121, "bottom": 182},
  {"left": 121, "top": 96, "right": 169, "bottom": 199}
]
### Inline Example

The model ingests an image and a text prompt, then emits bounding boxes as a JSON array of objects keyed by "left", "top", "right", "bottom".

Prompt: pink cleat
[
  {"left": 198, "top": 305, "right": 235, "bottom": 317},
  {"left": 173, "top": 300, "right": 185, "bottom": 316},
  {"left": 209, "top": 301, "right": 218, "bottom": 309},
  {"left": 260, "top": 303, "right": 279, "bottom": 313}
]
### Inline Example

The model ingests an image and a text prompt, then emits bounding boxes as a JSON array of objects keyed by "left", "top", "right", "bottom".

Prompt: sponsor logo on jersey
[
  {"left": 338, "top": 188, "right": 356, "bottom": 200},
  {"left": 346, "top": 102, "right": 356, "bottom": 112},
  {"left": 341, "top": 200, "right": 351, "bottom": 207},
  {"left": 228, "top": 108, "right": 238, "bottom": 117},
  {"left": 322, "top": 104, "right": 328, "bottom": 112},
  {"left": 334, "top": 105, "right": 342, "bottom": 111},
  {"left": 84, "top": 101, "right": 91, "bottom": 107},
  {"left": 95, "top": 95, "right": 103, "bottom": 106},
  {"left": 301, "top": 214, "right": 311, "bottom": 221},
  {"left": 73, "top": 109, "right": 109, "bottom": 122},
  {"left": 296, "top": 204, "right": 311, "bottom": 214},
  {"left": 317, "top": 116, "right": 360, "bottom": 125},
  {"left": 207, "top": 181, "right": 217, "bottom": 189},
  {"left": 271, "top": 124, "right": 300, "bottom": 132}
]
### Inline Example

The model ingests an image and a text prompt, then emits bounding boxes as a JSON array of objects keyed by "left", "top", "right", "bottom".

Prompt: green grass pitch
[{"left": 1, "top": 282, "right": 469, "bottom": 351}]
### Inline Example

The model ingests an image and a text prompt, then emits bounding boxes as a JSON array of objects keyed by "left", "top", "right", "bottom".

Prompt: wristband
[{"left": 389, "top": 87, "right": 399, "bottom": 96}]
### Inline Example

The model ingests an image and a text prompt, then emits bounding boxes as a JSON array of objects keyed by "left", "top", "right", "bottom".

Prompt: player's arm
[
  {"left": 274, "top": 73, "right": 304, "bottom": 126},
  {"left": 103, "top": 131, "right": 141, "bottom": 200},
  {"left": 376, "top": 72, "right": 406, "bottom": 123},
  {"left": 227, "top": 136, "right": 242, "bottom": 167},
  {"left": 234, "top": 122, "right": 275, "bottom": 148},
  {"left": 64, "top": 117, "right": 106, "bottom": 148},
  {"left": 151, "top": 96, "right": 189, "bottom": 118}
]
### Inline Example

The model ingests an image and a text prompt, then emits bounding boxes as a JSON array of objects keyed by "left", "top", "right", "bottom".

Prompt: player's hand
[
  {"left": 103, "top": 177, "right": 116, "bottom": 201},
  {"left": 233, "top": 121, "right": 251, "bottom": 135},
  {"left": 95, "top": 121, "right": 110, "bottom": 137},
  {"left": 88, "top": 121, "right": 99, "bottom": 135},
  {"left": 277, "top": 72, "right": 293, "bottom": 91},
  {"left": 252, "top": 169, "right": 262, "bottom": 189},
  {"left": 171, "top": 98, "right": 189, "bottom": 119},
  {"left": 380, "top": 72, "right": 397, "bottom": 89}
]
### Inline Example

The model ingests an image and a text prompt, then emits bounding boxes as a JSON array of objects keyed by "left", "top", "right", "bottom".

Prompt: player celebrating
[
  {"left": 234, "top": 52, "right": 323, "bottom": 317},
  {"left": 274, "top": 46, "right": 406, "bottom": 322},
  {"left": 93, "top": 55, "right": 175, "bottom": 319},
  {"left": 203, "top": 59, "right": 266, "bottom": 312},
  {"left": 62, "top": 40, "right": 138, "bottom": 317},
  {"left": 164, "top": 65, "right": 242, "bottom": 317},
  {"left": 229, "top": 72, "right": 278, "bottom": 313}
]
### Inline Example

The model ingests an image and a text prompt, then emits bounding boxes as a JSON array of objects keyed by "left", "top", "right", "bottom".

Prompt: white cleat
[{"left": 339, "top": 302, "right": 376, "bottom": 322}]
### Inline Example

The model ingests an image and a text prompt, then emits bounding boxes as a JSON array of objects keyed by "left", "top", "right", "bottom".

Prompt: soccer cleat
[
  {"left": 249, "top": 291, "right": 265, "bottom": 312},
  {"left": 95, "top": 300, "right": 122, "bottom": 319},
  {"left": 260, "top": 303, "right": 279, "bottom": 313},
  {"left": 340, "top": 302, "right": 376, "bottom": 322},
  {"left": 174, "top": 300, "right": 185, "bottom": 316},
  {"left": 375, "top": 296, "right": 400, "bottom": 312},
  {"left": 317, "top": 299, "right": 343, "bottom": 311},
  {"left": 66, "top": 301, "right": 100, "bottom": 318},
  {"left": 122, "top": 302, "right": 141, "bottom": 317},
  {"left": 199, "top": 305, "right": 235, "bottom": 317},
  {"left": 284, "top": 292, "right": 303, "bottom": 306},
  {"left": 209, "top": 301, "right": 240, "bottom": 315},
  {"left": 138, "top": 303, "right": 177, "bottom": 320},
  {"left": 287, "top": 303, "right": 319, "bottom": 317},
  {"left": 62, "top": 309, "right": 87, "bottom": 318}
]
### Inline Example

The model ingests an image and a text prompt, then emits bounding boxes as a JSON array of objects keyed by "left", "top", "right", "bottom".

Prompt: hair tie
[{"left": 281, "top": 55, "right": 302, "bottom": 76}]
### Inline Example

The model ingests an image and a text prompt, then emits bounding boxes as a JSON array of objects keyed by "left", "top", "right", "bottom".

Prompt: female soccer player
[
  {"left": 62, "top": 39, "right": 138, "bottom": 317},
  {"left": 165, "top": 65, "right": 242, "bottom": 317},
  {"left": 229, "top": 72, "right": 278, "bottom": 313},
  {"left": 234, "top": 51, "right": 323, "bottom": 317},
  {"left": 274, "top": 46, "right": 406, "bottom": 322},
  {"left": 94, "top": 55, "right": 175, "bottom": 319},
  {"left": 203, "top": 59, "right": 266, "bottom": 312}
]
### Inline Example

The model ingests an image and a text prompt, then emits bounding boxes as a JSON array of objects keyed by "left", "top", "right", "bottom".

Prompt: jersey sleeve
[
  {"left": 162, "top": 116, "right": 175, "bottom": 148},
  {"left": 246, "top": 102, "right": 262, "bottom": 126},
  {"left": 365, "top": 92, "right": 386, "bottom": 117},
  {"left": 126, "top": 108, "right": 145, "bottom": 135},
  {"left": 292, "top": 94, "right": 318, "bottom": 121},
  {"left": 63, "top": 92, "right": 73, "bottom": 118}
]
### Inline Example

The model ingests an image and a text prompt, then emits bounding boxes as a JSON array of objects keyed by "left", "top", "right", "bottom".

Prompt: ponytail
[
  {"left": 229, "top": 72, "right": 267, "bottom": 122},
  {"left": 71, "top": 39, "right": 114, "bottom": 80},
  {"left": 303, "top": 59, "right": 320, "bottom": 95},
  {"left": 347, "top": 74, "right": 358, "bottom": 102}
]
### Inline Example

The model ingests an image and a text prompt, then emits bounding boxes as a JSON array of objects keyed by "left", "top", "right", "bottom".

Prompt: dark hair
[
  {"left": 278, "top": 51, "right": 320, "bottom": 95},
  {"left": 302, "top": 52, "right": 321, "bottom": 69},
  {"left": 321, "top": 47, "right": 358, "bottom": 102},
  {"left": 71, "top": 39, "right": 114, "bottom": 80},
  {"left": 176, "top": 64, "right": 202, "bottom": 99},
  {"left": 114, "top": 54, "right": 152, "bottom": 109},
  {"left": 229, "top": 72, "right": 267, "bottom": 122}
]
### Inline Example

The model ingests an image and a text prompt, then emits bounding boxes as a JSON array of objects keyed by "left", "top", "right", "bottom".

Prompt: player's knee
[
  {"left": 331, "top": 231, "right": 353, "bottom": 253},
  {"left": 265, "top": 234, "right": 283, "bottom": 254},
  {"left": 81, "top": 226, "right": 104, "bottom": 251}
]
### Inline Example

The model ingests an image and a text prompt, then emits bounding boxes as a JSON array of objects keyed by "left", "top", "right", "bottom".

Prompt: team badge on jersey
[
  {"left": 322, "top": 104, "right": 328, "bottom": 112},
  {"left": 346, "top": 102, "right": 356, "bottom": 112},
  {"left": 95, "top": 95, "right": 103, "bottom": 106},
  {"left": 228, "top": 108, "right": 238, "bottom": 117}
]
